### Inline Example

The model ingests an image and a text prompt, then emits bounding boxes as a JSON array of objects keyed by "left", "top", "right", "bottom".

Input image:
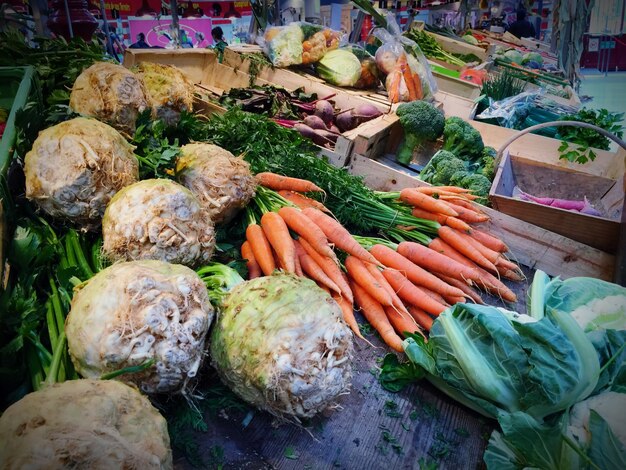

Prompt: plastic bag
[
  {"left": 341, "top": 45, "right": 381, "bottom": 89},
  {"left": 315, "top": 49, "right": 363, "bottom": 87},
  {"left": 259, "top": 22, "right": 343, "bottom": 67},
  {"left": 371, "top": 14, "right": 438, "bottom": 103}
]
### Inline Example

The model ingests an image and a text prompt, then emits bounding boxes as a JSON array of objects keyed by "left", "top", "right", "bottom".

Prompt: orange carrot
[
  {"left": 370, "top": 244, "right": 468, "bottom": 298},
  {"left": 440, "top": 193, "right": 480, "bottom": 202},
  {"left": 496, "top": 266, "right": 525, "bottom": 282},
  {"left": 364, "top": 262, "right": 410, "bottom": 317},
  {"left": 408, "top": 305, "right": 434, "bottom": 331},
  {"left": 246, "top": 224, "right": 276, "bottom": 276},
  {"left": 332, "top": 291, "right": 365, "bottom": 341},
  {"left": 345, "top": 256, "right": 393, "bottom": 307},
  {"left": 399, "top": 188, "right": 459, "bottom": 217},
  {"left": 294, "top": 240, "right": 341, "bottom": 294},
  {"left": 399, "top": 54, "right": 418, "bottom": 101},
  {"left": 411, "top": 207, "right": 471, "bottom": 232},
  {"left": 278, "top": 190, "right": 330, "bottom": 213},
  {"left": 469, "top": 228, "right": 509, "bottom": 253},
  {"left": 436, "top": 273, "right": 485, "bottom": 304},
  {"left": 256, "top": 172, "right": 322, "bottom": 192},
  {"left": 453, "top": 228, "right": 502, "bottom": 268},
  {"left": 278, "top": 206, "right": 336, "bottom": 260},
  {"left": 444, "top": 202, "right": 490, "bottom": 223},
  {"left": 294, "top": 252, "right": 303, "bottom": 277},
  {"left": 443, "top": 294, "right": 466, "bottom": 305},
  {"left": 446, "top": 198, "right": 483, "bottom": 213},
  {"left": 352, "top": 282, "right": 404, "bottom": 352},
  {"left": 302, "top": 208, "right": 381, "bottom": 266},
  {"left": 381, "top": 268, "right": 447, "bottom": 316},
  {"left": 494, "top": 256, "right": 522, "bottom": 273},
  {"left": 438, "top": 226, "right": 497, "bottom": 272},
  {"left": 261, "top": 212, "right": 296, "bottom": 273},
  {"left": 384, "top": 305, "right": 423, "bottom": 339},
  {"left": 412, "top": 72, "right": 424, "bottom": 100},
  {"left": 416, "top": 186, "right": 472, "bottom": 194},
  {"left": 428, "top": 238, "right": 517, "bottom": 302},
  {"left": 299, "top": 238, "right": 353, "bottom": 304},
  {"left": 418, "top": 286, "right": 449, "bottom": 307},
  {"left": 241, "top": 241, "right": 262, "bottom": 279}
]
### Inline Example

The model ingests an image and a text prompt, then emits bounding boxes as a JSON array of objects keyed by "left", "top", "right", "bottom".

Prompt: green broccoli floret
[
  {"left": 431, "top": 158, "right": 467, "bottom": 185},
  {"left": 459, "top": 173, "right": 491, "bottom": 204},
  {"left": 395, "top": 101, "right": 445, "bottom": 165},
  {"left": 480, "top": 146, "right": 497, "bottom": 180},
  {"left": 419, "top": 150, "right": 456, "bottom": 182},
  {"left": 450, "top": 170, "right": 471, "bottom": 187},
  {"left": 441, "top": 116, "right": 485, "bottom": 161}
]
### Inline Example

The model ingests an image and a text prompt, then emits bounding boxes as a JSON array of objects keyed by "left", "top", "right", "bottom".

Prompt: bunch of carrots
[{"left": 241, "top": 172, "right": 522, "bottom": 353}]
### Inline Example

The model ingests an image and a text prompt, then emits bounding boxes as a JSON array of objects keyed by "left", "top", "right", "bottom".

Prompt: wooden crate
[{"left": 490, "top": 151, "right": 624, "bottom": 253}]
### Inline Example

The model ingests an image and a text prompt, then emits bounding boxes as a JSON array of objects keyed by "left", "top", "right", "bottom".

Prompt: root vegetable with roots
[
  {"left": 70, "top": 62, "right": 150, "bottom": 133},
  {"left": 65, "top": 260, "right": 214, "bottom": 394},
  {"left": 24, "top": 117, "right": 139, "bottom": 229},
  {"left": 0, "top": 379, "right": 172, "bottom": 469},
  {"left": 209, "top": 272, "right": 354, "bottom": 420},
  {"left": 102, "top": 179, "right": 216, "bottom": 266},
  {"left": 133, "top": 62, "right": 194, "bottom": 126},
  {"left": 175, "top": 143, "right": 256, "bottom": 224}
]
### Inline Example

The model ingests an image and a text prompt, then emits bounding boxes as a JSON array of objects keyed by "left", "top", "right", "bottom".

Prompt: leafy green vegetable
[
  {"left": 479, "top": 69, "right": 527, "bottom": 103},
  {"left": 405, "top": 29, "right": 467, "bottom": 67},
  {"left": 378, "top": 353, "right": 424, "bottom": 392},
  {"left": 395, "top": 100, "right": 445, "bottom": 165},
  {"left": 403, "top": 302, "right": 600, "bottom": 421},
  {"left": 441, "top": 116, "right": 484, "bottom": 161},
  {"left": 316, "top": 49, "right": 362, "bottom": 87}
]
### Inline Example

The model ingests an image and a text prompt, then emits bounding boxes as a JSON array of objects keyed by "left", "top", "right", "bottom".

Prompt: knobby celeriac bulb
[{"left": 66, "top": 260, "right": 214, "bottom": 394}]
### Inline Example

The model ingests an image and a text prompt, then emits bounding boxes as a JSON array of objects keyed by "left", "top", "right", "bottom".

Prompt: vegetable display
[
  {"left": 263, "top": 22, "right": 341, "bottom": 67},
  {"left": 0, "top": 379, "right": 173, "bottom": 469}
]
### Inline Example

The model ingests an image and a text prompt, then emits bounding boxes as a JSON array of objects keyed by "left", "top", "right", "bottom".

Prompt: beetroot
[
  {"left": 303, "top": 115, "right": 328, "bottom": 130},
  {"left": 294, "top": 123, "right": 335, "bottom": 147},
  {"left": 314, "top": 100, "right": 334, "bottom": 126},
  {"left": 352, "top": 103, "right": 383, "bottom": 125},
  {"left": 335, "top": 111, "right": 356, "bottom": 132},
  {"left": 330, "top": 124, "right": 341, "bottom": 133}
]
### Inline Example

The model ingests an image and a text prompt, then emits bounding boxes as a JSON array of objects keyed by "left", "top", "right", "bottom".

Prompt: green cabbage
[
  {"left": 463, "top": 34, "right": 479, "bottom": 45},
  {"left": 503, "top": 49, "right": 524, "bottom": 64},
  {"left": 403, "top": 301, "right": 600, "bottom": 420},
  {"left": 316, "top": 49, "right": 362, "bottom": 87},
  {"left": 522, "top": 51, "right": 544, "bottom": 66}
]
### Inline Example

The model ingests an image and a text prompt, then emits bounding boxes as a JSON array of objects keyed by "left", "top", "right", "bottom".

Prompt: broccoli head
[
  {"left": 480, "top": 146, "right": 497, "bottom": 180},
  {"left": 450, "top": 170, "right": 472, "bottom": 187},
  {"left": 459, "top": 173, "right": 492, "bottom": 204},
  {"left": 431, "top": 157, "right": 467, "bottom": 185},
  {"left": 441, "top": 116, "right": 484, "bottom": 161},
  {"left": 395, "top": 101, "right": 445, "bottom": 165},
  {"left": 419, "top": 150, "right": 455, "bottom": 181}
]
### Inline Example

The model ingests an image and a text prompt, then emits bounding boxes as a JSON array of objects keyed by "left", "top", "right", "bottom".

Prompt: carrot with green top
[
  {"left": 345, "top": 255, "right": 393, "bottom": 307},
  {"left": 368, "top": 244, "right": 467, "bottom": 298},
  {"left": 278, "top": 206, "right": 336, "bottom": 260},
  {"left": 278, "top": 190, "right": 331, "bottom": 212},
  {"left": 294, "top": 240, "right": 341, "bottom": 295},
  {"left": 256, "top": 172, "right": 323, "bottom": 192},
  {"left": 411, "top": 207, "right": 471, "bottom": 232},
  {"left": 331, "top": 291, "right": 366, "bottom": 342},
  {"left": 384, "top": 305, "right": 423, "bottom": 339},
  {"left": 437, "top": 226, "right": 497, "bottom": 273},
  {"left": 261, "top": 212, "right": 296, "bottom": 273},
  {"left": 352, "top": 281, "right": 404, "bottom": 352},
  {"left": 363, "top": 262, "right": 411, "bottom": 317},
  {"left": 381, "top": 268, "right": 447, "bottom": 316},
  {"left": 299, "top": 238, "right": 352, "bottom": 303},
  {"left": 408, "top": 305, "right": 434, "bottom": 331},
  {"left": 246, "top": 224, "right": 276, "bottom": 276},
  {"left": 399, "top": 188, "right": 459, "bottom": 217},
  {"left": 302, "top": 208, "right": 382, "bottom": 266},
  {"left": 415, "top": 186, "right": 472, "bottom": 195},
  {"left": 469, "top": 228, "right": 509, "bottom": 253}
]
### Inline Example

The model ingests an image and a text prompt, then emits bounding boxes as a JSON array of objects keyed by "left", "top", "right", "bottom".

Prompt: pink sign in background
[{"left": 128, "top": 17, "right": 213, "bottom": 48}]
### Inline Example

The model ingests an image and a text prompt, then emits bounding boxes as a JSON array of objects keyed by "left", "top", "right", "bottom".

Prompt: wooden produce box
[{"left": 490, "top": 151, "right": 625, "bottom": 253}]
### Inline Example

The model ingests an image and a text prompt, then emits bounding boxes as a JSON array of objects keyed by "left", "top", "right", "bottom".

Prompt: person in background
[
  {"left": 211, "top": 26, "right": 228, "bottom": 62},
  {"left": 508, "top": 8, "right": 536, "bottom": 39},
  {"left": 129, "top": 32, "right": 150, "bottom": 49}
]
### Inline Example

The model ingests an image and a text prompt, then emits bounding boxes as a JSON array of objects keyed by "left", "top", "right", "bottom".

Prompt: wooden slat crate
[{"left": 490, "top": 151, "right": 624, "bottom": 253}]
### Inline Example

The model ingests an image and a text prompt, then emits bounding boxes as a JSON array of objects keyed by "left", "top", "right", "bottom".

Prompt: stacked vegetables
[
  {"left": 242, "top": 173, "right": 522, "bottom": 354},
  {"left": 263, "top": 22, "right": 342, "bottom": 67}
]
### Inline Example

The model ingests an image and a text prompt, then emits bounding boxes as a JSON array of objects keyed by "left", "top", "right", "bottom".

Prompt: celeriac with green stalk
[{"left": 206, "top": 270, "right": 354, "bottom": 420}]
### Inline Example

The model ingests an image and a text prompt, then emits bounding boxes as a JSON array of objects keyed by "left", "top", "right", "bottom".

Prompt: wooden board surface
[{"left": 347, "top": 154, "right": 615, "bottom": 281}]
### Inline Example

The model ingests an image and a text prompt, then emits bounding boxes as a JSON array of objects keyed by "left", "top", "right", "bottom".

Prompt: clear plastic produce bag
[
  {"left": 259, "top": 22, "right": 344, "bottom": 67},
  {"left": 315, "top": 46, "right": 381, "bottom": 89},
  {"left": 372, "top": 14, "right": 438, "bottom": 103}
]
